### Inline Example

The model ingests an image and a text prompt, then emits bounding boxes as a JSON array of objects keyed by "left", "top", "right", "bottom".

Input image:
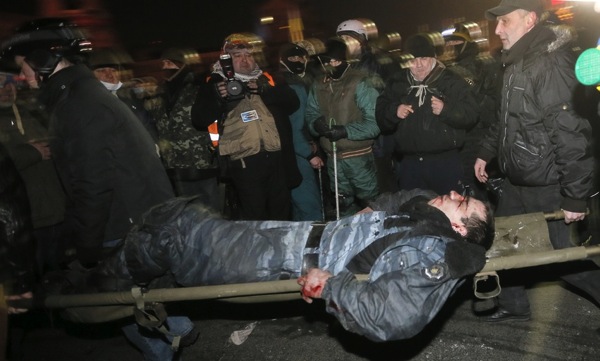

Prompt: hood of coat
[{"left": 502, "top": 23, "right": 576, "bottom": 66}]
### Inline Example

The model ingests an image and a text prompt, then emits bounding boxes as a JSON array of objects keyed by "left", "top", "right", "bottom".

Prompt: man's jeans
[{"left": 122, "top": 316, "right": 195, "bottom": 361}]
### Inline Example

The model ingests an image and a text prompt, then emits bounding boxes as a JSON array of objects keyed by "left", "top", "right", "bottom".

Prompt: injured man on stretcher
[{"left": 50, "top": 189, "right": 494, "bottom": 342}]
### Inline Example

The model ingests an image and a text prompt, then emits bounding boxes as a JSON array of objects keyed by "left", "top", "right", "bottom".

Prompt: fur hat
[
  {"left": 405, "top": 34, "right": 436, "bottom": 58},
  {"left": 222, "top": 33, "right": 256, "bottom": 54}
]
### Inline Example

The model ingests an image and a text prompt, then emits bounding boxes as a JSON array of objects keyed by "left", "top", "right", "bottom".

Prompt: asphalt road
[{"left": 7, "top": 264, "right": 600, "bottom": 361}]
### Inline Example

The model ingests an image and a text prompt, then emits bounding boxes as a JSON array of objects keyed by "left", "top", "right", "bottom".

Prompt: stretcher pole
[{"left": 329, "top": 118, "right": 340, "bottom": 220}]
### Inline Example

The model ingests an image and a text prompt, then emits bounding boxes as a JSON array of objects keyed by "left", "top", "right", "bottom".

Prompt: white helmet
[{"left": 336, "top": 19, "right": 378, "bottom": 42}]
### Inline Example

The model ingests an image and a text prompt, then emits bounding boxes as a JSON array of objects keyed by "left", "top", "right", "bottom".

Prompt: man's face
[
  {"left": 0, "top": 76, "right": 16, "bottom": 108},
  {"left": 230, "top": 49, "right": 256, "bottom": 76},
  {"left": 495, "top": 10, "right": 536, "bottom": 50},
  {"left": 428, "top": 191, "right": 487, "bottom": 236},
  {"left": 409, "top": 57, "right": 436, "bottom": 81},
  {"left": 93, "top": 66, "right": 120, "bottom": 84}
]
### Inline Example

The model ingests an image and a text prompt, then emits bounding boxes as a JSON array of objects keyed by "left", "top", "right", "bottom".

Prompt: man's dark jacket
[
  {"left": 376, "top": 62, "right": 479, "bottom": 155},
  {"left": 476, "top": 24, "right": 594, "bottom": 212},
  {"left": 38, "top": 64, "right": 174, "bottom": 263}
]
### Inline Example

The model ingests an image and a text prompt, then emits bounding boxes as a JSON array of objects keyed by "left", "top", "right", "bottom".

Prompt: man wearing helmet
[
  {"left": 335, "top": 18, "right": 394, "bottom": 82},
  {"left": 336, "top": 19, "right": 400, "bottom": 195},
  {"left": 1, "top": 19, "right": 196, "bottom": 360},
  {"left": 306, "top": 37, "right": 381, "bottom": 217}
]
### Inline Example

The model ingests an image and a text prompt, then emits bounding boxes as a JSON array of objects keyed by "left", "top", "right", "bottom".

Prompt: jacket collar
[
  {"left": 37, "top": 64, "right": 96, "bottom": 111},
  {"left": 501, "top": 23, "right": 574, "bottom": 66}
]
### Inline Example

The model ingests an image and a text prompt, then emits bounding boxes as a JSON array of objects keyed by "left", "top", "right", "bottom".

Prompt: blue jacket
[{"left": 121, "top": 189, "right": 485, "bottom": 342}]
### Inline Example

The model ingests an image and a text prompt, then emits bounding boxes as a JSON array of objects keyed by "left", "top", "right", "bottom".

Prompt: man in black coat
[
  {"left": 6, "top": 19, "right": 194, "bottom": 361},
  {"left": 26, "top": 46, "right": 174, "bottom": 267}
]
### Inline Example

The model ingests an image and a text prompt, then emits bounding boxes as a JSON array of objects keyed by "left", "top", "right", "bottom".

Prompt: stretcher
[{"left": 3, "top": 211, "right": 600, "bottom": 323}]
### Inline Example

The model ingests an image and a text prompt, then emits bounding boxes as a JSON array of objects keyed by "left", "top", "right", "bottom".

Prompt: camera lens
[{"left": 227, "top": 80, "right": 244, "bottom": 96}]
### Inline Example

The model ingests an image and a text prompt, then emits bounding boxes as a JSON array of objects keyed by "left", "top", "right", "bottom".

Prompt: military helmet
[{"left": 1, "top": 18, "right": 91, "bottom": 78}]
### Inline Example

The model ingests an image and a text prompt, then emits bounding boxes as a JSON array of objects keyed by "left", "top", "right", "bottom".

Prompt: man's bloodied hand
[{"left": 297, "top": 268, "right": 332, "bottom": 303}]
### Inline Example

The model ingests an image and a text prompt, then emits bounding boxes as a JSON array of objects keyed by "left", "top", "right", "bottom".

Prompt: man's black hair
[{"left": 462, "top": 200, "right": 495, "bottom": 250}]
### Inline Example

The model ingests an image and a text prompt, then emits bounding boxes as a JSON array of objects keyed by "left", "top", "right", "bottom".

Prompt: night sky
[
  {"left": 102, "top": 0, "right": 270, "bottom": 52},
  {"left": 1, "top": 1, "right": 599, "bottom": 59}
]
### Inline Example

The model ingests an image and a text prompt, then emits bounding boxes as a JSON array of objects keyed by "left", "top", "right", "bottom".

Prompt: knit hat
[
  {"left": 405, "top": 34, "right": 437, "bottom": 58},
  {"left": 485, "top": 0, "right": 545, "bottom": 20},
  {"left": 318, "top": 37, "right": 347, "bottom": 62}
]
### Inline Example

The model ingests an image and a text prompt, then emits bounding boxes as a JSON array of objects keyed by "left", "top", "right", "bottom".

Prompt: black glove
[
  {"left": 325, "top": 125, "right": 348, "bottom": 141},
  {"left": 313, "top": 117, "right": 330, "bottom": 137}
]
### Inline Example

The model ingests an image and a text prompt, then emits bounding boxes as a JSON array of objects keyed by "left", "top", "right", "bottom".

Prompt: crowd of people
[{"left": 1, "top": 0, "right": 600, "bottom": 359}]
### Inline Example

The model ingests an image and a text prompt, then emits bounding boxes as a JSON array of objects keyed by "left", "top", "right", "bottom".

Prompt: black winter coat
[
  {"left": 376, "top": 62, "right": 480, "bottom": 155},
  {"left": 38, "top": 64, "right": 174, "bottom": 263},
  {"left": 477, "top": 25, "right": 594, "bottom": 212}
]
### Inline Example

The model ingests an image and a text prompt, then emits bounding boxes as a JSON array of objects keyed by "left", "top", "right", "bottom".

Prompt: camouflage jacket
[{"left": 155, "top": 70, "right": 217, "bottom": 170}]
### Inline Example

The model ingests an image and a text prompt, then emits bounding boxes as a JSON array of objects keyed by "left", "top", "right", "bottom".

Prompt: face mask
[
  {"left": 324, "top": 62, "right": 349, "bottom": 80},
  {"left": 281, "top": 59, "right": 306, "bottom": 75},
  {"left": 100, "top": 80, "right": 123, "bottom": 92}
]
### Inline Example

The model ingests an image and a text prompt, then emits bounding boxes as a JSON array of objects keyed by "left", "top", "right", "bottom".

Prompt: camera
[{"left": 219, "top": 53, "right": 246, "bottom": 99}]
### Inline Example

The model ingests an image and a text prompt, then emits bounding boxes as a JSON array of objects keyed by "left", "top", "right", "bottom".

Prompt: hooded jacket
[
  {"left": 38, "top": 64, "right": 174, "bottom": 263},
  {"left": 477, "top": 24, "right": 594, "bottom": 212}
]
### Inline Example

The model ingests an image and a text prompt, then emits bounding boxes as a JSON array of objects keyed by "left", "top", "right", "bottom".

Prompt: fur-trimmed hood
[{"left": 546, "top": 24, "right": 578, "bottom": 53}]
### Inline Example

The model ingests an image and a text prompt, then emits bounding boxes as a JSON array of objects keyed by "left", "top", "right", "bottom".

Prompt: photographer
[{"left": 192, "top": 33, "right": 300, "bottom": 221}]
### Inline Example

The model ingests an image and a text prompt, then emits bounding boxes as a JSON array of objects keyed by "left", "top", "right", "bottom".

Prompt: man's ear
[{"left": 451, "top": 222, "right": 467, "bottom": 237}]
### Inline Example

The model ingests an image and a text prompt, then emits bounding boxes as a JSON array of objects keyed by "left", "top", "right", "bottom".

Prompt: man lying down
[{"left": 53, "top": 189, "right": 494, "bottom": 342}]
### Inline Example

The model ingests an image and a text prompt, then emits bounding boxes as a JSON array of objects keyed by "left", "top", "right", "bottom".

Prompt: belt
[
  {"left": 327, "top": 146, "right": 373, "bottom": 160},
  {"left": 301, "top": 223, "right": 326, "bottom": 275}
]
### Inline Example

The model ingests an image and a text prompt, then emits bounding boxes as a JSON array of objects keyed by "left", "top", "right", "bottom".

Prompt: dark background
[{"left": 0, "top": 1, "right": 598, "bottom": 63}]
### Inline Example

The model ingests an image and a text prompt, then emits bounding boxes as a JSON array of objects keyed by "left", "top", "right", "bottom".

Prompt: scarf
[
  {"left": 408, "top": 60, "right": 446, "bottom": 107},
  {"left": 211, "top": 60, "right": 262, "bottom": 82}
]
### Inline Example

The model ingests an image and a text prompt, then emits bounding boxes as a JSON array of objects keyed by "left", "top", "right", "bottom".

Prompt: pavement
[{"left": 6, "top": 264, "right": 600, "bottom": 361}]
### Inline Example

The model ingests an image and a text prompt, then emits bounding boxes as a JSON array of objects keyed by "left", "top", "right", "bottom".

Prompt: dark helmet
[
  {"left": 0, "top": 18, "right": 92, "bottom": 77},
  {"left": 88, "top": 48, "right": 134, "bottom": 70}
]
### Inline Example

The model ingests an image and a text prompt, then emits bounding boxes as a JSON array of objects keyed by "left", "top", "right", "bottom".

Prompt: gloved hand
[
  {"left": 313, "top": 117, "right": 330, "bottom": 137},
  {"left": 325, "top": 125, "right": 348, "bottom": 141}
]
